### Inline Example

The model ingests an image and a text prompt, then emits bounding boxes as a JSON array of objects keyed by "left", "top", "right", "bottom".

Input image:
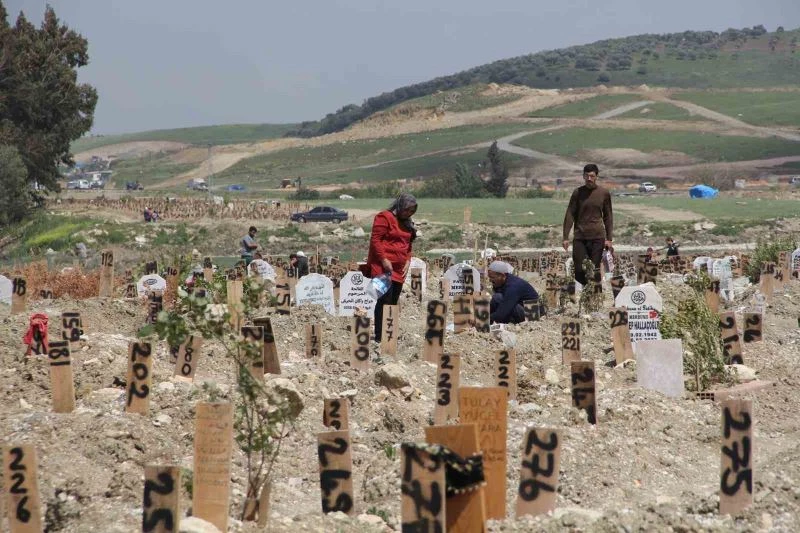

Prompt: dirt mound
[
  {"left": 74, "top": 141, "right": 188, "bottom": 163},
  {"left": 582, "top": 148, "right": 700, "bottom": 167}
]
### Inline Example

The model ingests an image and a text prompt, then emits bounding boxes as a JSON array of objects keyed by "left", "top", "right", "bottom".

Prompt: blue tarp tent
[{"left": 689, "top": 184, "right": 719, "bottom": 198}]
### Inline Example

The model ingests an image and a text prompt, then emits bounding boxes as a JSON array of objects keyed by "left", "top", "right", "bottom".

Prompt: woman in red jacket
[{"left": 367, "top": 193, "right": 417, "bottom": 345}]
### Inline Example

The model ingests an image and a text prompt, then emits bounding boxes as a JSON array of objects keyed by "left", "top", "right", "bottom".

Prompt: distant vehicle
[
  {"left": 68, "top": 179, "right": 90, "bottom": 190},
  {"left": 89, "top": 180, "right": 104, "bottom": 189},
  {"left": 187, "top": 178, "right": 208, "bottom": 191},
  {"left": 226, "top": 184, "right": 246, "bottom": 192},
  {"left": 789, "top": 176, "right": 800, "bottom": 185},
  {"left": 126, "top": 181, "right": 144, "bottom": 191},
  {"left": 639, "top": 182, "right": 657, "bottom": 193},
  {"left": 290, "top": 206, "right": 348, "bottom": 223}
]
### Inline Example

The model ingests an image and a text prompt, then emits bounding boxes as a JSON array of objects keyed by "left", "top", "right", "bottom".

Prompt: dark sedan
[{"left": 290, "top": 206, "right": 348, "bottom": 223}]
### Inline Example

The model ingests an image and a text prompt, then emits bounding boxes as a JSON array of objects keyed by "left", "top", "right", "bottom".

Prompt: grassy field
[
  {"left": 528, "top": 94, "right": 644, "bottom": 118},
  {"left": 109, "top": 153, "right": 196, "bottom": 187},
  {"left": 216, "top": 122, "right": 542, "bottom": 188},
  {"left": 616, "top": 102, "right": 696, "bottom": 121},
  {"left": 72, "top": 123, "right": 298, "bottom": 153},
  {"left": 512, "top": 127, "right": 800, "bottom": 165},
  {"left": 615, "top": 196, "right": 800, "bottom": 223},
  {"left": 673, "top": 90, "right": 800, "bottom": 128},
  {"left": 389, "top": 84, "right": 524, "bottom": 113}
]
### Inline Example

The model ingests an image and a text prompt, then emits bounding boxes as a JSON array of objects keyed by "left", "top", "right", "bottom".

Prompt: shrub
[
  {"left": 288, "top": 187, "right": 320, "bottom": 200},
  {"left": 745, "top": 235, "right": 797, "bottom": 282}
]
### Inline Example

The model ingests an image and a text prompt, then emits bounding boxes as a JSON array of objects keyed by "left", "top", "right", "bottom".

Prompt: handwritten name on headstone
[
  {"left": 719, "top": 399, "right": 753, "bottom": 515},
  {"left": 4, "top": 444, "right": 43, "bottom": 532},
  {"left": 317, "top": 430, "right": 355, "bottom": 515},
  {"left": 306, "top": 324, "right": 322, "bottom": 358},
  {"left": 423, "top": 300, "right": 447, "bottom": 364},
  {"left": 173, "top": 335, "right": 203, "bottom": 383},
  {"left": 609, "top": 307, "right": 634, "bottom": 364},
  {"left": 400, "top": 444, "right": 445, "bottom": 532},
  {"left": 142, "top": 465, "right": 180, "bottom": 533},
  {"left": 380, "top": 305, "right": 399, "bottom": 356},
  {"left": 742, "top": 313, "right": 763, "bottom": 343},
  {"left": 473, "top": 295, "right": 490, "bottom": 332},
  {"left": 126, "top": 342, "right": 152, "bottom": 414},
  {"left": 495, "top": 349, "right": 517, "bottom": 401},
  {"left": 323, "top": 399, "right": 350, "bottom": 431},
  {"left": 194, "top": 403, "right": 234, "bottom": 531},
  {"left": 719, "top": 311, "right": 743, "bottom": 365},
  {"left": 570, "top": 361, "right": 596, "bottom": 424},
  {"left": 47, "top": 339, "right": 75, "bottom": 413},
  {"left": 350, "top": 316, "right": 370, "bottom": 371},
  {"left": 560, "top": 319, "right": 581, "bottom": 364},
  {"left": 515, "top": 428, "right": 560, "bottom": 518},
  {"left": 434, "top": 353, "right": 460, "bottom": 425}
]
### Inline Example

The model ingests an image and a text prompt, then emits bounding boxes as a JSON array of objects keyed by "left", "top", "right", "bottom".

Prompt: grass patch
[
  {"left": 529, "top": 94, "right": 644, "bottom": 118},
  {"left": 109, "top": 152, "right": 196, "bottom": 187},
  {"left": 512, "top": 127, "right": 800, "bottom": 166},
  {"left": 673, "top": 90, "right": 800, "bottom": 128},
  {"left": 617, "top": 197, "right": 800, "bottom": 223},
  {"left": 616, "top": 102, "right": 696, "bottom": 121},
  {"left": 390, "top": 84, "right": 524, "bottom": 113}
]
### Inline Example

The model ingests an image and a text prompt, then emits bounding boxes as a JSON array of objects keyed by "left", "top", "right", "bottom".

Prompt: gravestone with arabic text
[
  {"left": 295, "top": 273, "right": 336, "bottom": 315},
  {"left": 338, "top": 271, "right": 377, "bottom": 317}
]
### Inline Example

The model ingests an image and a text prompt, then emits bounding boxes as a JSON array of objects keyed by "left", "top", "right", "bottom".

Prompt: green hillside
[{"left": 673, "top": 90, "right": 800, "bottom": 127}]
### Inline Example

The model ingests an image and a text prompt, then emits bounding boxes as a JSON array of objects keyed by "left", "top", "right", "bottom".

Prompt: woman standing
[{"left": 366, "top": 193, "right": 417, "bottom": 350}]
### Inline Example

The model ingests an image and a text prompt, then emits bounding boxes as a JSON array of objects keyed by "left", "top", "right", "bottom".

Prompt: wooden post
[
  {"left": 742, "top": 312, "right": 763, "bottom": 343},
  {"left": 473, "top": 295, "right": 490, "bottom": 333},
  {"left": 142, "top": 466, "right": 181, "bottom": 533},
  {"left": 253, "top": 317, "right": 281, "bottom": 374},
  {"left": 11, "top": 276, "right": 26, "bottom": 315},
  {"left": 61, "top": 311, "right": 83, "bottom": 346},
  {"left": 165, "top": 266, "right": 179, "bottom": 308},
  {"left": 400, "top": 444, "right": 446, "bottom": 531},
  {"left": 705, "top": 279, "right": 721, "bottom": 313},
  {"left": 99, "top": 249, "right": 115, "bottom": 297},
  {"left": 410, "top": 268, "right": 423, "bottom": 302},
  {"left": 759, "top": 262, "right": 774, "bottom": 302},
  {"left": 47, "top": 339, "right": 75, "bottom": 413},
  {"left": 193, "top": 403, "right": 234, "bottom": 532},
  {"left": 126, "top": 341, "right": 153, "bottom": 415},
  {"left": 423, "top": 300, "right": 447, "bottom": 363},
  {"left": 323, "top": 398, "right": 350, "bottom": 431},
  {"left": 453, "top": 295, "right": 474, "bottom": 334},
  {"left": 306, "top": 323, "right": 322, "bottom": 358},
  {"left": 350, "top": 316, "right": 370, "bottom": 370},
  {"left": 719, "top": 399, "right": 753, "bottom": 515},
  {"left": 609, "top": 307, "right": 634, "bottom": 364},
  {"left": 241, "top": 326, "right": 265, "bottom": 380},
  {"left": 495, "top": 349, "right": 517, "bottom": 401},
  {"left": 380, "top": 305, "right": 399, "bottom": 356},
  {"left": 433, "top": 353, "right": 460, "bottom": 425},
  {"left": 560, "top": 318, "right": 581, "bottom": 364},
  {"left": 719, "top": 311, "right": 743, "bottom": 365},
  {"left": 275, "top": 275, "right": 291, "bottom": 315},
  {"left": 515, "top": 428, "right": 560, "bottom": 518},
  {"left": 173, "top": 335, "right": 203, "bottom": 382},
  {"left": 3, "top": 444, "right": 43, "bottom": 532},
  {"left": 522, "top": 298, "right": 541, "bottom": 322},
  {"left": 317, "top": 430, "right": 355, "bottom": 515},
  {"left": 227, "top": 280, "right": 243, "bottom": 330},
  {"left": 570, "top": 361, "right": 596, "bottom": 424}
]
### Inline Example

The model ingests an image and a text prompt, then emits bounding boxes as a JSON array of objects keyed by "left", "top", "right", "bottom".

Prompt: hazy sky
[{"left": 6, "top": 0, "right": 800, "bottom": 133}]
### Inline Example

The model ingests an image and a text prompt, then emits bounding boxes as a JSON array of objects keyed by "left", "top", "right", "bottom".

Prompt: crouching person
[{"left": 487, "top": 260, "right": 542, "bottom": 324}]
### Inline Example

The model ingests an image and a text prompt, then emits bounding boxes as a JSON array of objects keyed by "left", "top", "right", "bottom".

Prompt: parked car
[
  {"left": 89, "top": 180, "right": 105, "bottom": 189},
  {"left": 639, "top": 182, "right": 657, "bottom": 193},
  {"left": 290, "top": 206, "right": 348, "bottom": 223},
  {"left": 126, "top": 181, "right": 144, "bottom": 190},
  {"left": 226, "top": 184, "right": 246, "bottom": 192},
  {"left": 187, "top": 178, "right": 208, "bottom": 191}
]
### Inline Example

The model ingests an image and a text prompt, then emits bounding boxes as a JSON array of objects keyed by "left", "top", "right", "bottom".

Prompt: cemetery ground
[{"left": 2, "top": 201, "right": 800, "bottom": 531}]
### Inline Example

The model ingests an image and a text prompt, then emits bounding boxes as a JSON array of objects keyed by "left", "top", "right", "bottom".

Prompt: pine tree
[{"left": 484, "top": 141, "right": 509, "bottom": 198}]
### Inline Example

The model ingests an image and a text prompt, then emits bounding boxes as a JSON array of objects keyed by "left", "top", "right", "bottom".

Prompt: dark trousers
[
  {"left": 490, "top": 293, "right": 526, "bottom": 324},
  {"left": 374, "top": 281, "right": 403, "bottom": 342},
  {"left": 573, "top": 238, "right": 605, "bottom": 285}
]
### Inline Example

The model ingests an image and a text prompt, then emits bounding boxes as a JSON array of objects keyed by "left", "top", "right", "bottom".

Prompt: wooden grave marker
[
  {"left": 99, "top": 249, "right": 115, "bottom": 297},
  {"left": 380, "top": 304, "right": 399, "bottom": 356},
  {"left": 3, "top": 444, "right": 43, "bottom": 532},
  {"left": 146, "top": 290, "right": 163, "bottom": 324},
  {"left": 453, "top": 294, "right": 474, "bottom": 333},
  {"left": 46, "top": 339, "right": 75, "bottom": 413},
  {"left": 203, "top": 257, "right": 214, "bottom": 283},
  {"left": 227, "top": 280, "right": 244, "bottom": 329},
  {"left": 306, "top": 323, "right": 322, "bottom": 358},
  {"left": 145, "top": 260, "right": 158, "bottom": 275},
  {"left": 400, "top": 443, "right": 446, "bottom": 532},
  {"left": 194, "top": 403, "right": 234, "bottom": 531},
  {"left": 350, "top": 316, "right": 370, "bottom": 371},
  {"left": 522, "top": 298, "right": 541, "bottom": 322},
  {"left": 570, "top": 361, "right": 596, "bottom": 424},
  {"left": 560, "top": 318, "right": 581, "bottom": 364},
  {"left": 173, "top": 335, "right": 203, "bottom": 383},
  {"left": 495, "top": 348, "right": 517, "bottom": 401},
  {"left": 459, "top": 387, "right": 507, "bottom": 520},
  {"left": 609, "top": 307, "right": 634, "bottom": 364},
  {"left": 126, "top": 341, "right": 153, "bottom": 415},
  {"left": 275, "top": 275, "right": 291, "bottom": 314},
  {"left": 719, "top": 311, "right": 743, "bottom": 365},
  {"left": 11, "top": 276, "right": 26, "bottom": 314},
  {"left": 473, "top": 294, "right": 490, "bottom": 333},
  {"left": 433, "top": 353, "right": 460, "bottom": 425},
  {"left": 253, "top": 317, "right": 281, "bottom": 374},
  {"left": 317, "top": 430, "right": 355, "bottom": 515},
  {"left": 241, "top": 326, "right": 265, "bottom": 380},
  {"left": 142, "top": 465, "right": 181, "bottom": 533},
  {"left": 705, "top": 279, "right": 721, "bottom": 313},
  {"left": 323, "top": 398, "right": 350, "bottom": 431},
  {"left": 759, "top": 262, "right": 775, "bottom": 302},
  {"left": 424, "top": 424, "right": 486, "bottom": 533},
  {"left": 610, "top": 275, "right": 625, "bottom": 300},
  {"left": 61, "top": 311, "right": 83, "bottom": 345},
  {"left": 410, "top": 268, "right": 423, "bottom": 302},
  {"left": 515, "top": 427, "right": 561, "bottom": 518},
  {"left": 165, "top": 266, "right": 179, "bottom": 308},
  {"left": 423, "top": 300, "right": 447, "bottom": 363},
  {"left": 742, "top": 312, "right": 763, "bottom": 343},
  {"left": 719, "top": 399, "right": 753, "bottom": 515}
]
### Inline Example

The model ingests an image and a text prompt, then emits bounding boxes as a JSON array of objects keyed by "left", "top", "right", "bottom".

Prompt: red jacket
[{"left": 367, "top": 210, "right": 413, "bottom": 283}]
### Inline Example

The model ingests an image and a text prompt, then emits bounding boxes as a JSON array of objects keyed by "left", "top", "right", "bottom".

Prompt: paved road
[{"left": 592, "top": 100, "right": 654, "bottom": 120}]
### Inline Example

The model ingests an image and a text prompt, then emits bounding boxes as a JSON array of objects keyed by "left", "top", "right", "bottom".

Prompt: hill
[{"left": 288, "top": 25, "right": 800, "bottom": 137}]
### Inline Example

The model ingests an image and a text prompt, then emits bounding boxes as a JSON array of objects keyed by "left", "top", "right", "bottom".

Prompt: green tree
[
  {"left": 0, "top": 3, "right": 97, "bottom": 194},
  {"left": 0, "top": 145, "right": 29, "bottom": 226},
  {"left": 484, "top": 141, "right": 508, "bottom": 198},
  {"left": 453, "top": 163, "right": 484, "bottom": 198}
]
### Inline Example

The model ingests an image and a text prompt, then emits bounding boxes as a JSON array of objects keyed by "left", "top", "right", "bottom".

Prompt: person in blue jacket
[{"left": 487, "top": 260, "right": 542, "bottom": 324}]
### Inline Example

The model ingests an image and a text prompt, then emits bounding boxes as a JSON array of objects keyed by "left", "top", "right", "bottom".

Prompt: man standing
[
  {"left": 562, "top": 164, "right": 613, "bottom": 286},
  {"left": 487, "top": 260, "right": 541, "bottom": 324},
  {"left": 240, "top": 226, "right": 258, "bottom": 266}
]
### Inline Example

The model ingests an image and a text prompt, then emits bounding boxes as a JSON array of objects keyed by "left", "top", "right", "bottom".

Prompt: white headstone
[
  {"left": 404, "top": 257, "right": 427, "bottom": 293},
  {"left": 635, "top": 339, "right": 684, "bottom": 398},
  {"left": 792, "top": 247, "right": 800, "bottom": 272},
  {"left": 0, "top": 275, "right": 11, "bottom": 305},
  {"left": 339, "top": 271, "right": 377, "bottom": 317},
  {"left": 693, "top": 256, "right": 711, "bottom": 272},
  {"left": 136, "top": 274, "right": 167, "bottom": 297},
  {"left": 443, "top": 263, "right": 481, "bottom": 298},
  {"left": 712, "top": 258, "right": 732, "bottom": 283},
  {"left": 248, "top": 259, "right": 276, "bottom": 282},
  {"left": 614, "top": 283, "right": 662, "bottom": 343},
  {"left": 295, "top": 273, "right": 335, "bottom": 315}
]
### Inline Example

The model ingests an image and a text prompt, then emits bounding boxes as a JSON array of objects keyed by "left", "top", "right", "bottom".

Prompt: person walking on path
[
  {"left": 240, "top": 226, "right": 259, "bottom": 266},
  {"left": 366, "top": 193, "right": 417, "bottom": 351},
  {"left": 562, "top": 164, "right": 613, "bottom": 286}
]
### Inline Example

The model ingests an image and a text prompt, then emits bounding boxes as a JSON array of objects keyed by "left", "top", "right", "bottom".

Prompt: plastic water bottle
[{"left": 366, "top": 273, "right": 391, "bottom": 299}]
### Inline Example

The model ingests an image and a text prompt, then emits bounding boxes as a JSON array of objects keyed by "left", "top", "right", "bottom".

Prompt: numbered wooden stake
[
  {"left": 241, "top": 326, "right": 265, "bottom": 380},
  {"left": 173, "top": 335, "right": 203, "bottom": 382},
  {"left": 433, "top": 353, "right": 460, "bottom": 425},
  {"left": 275, "top": 275, "right": 291, "bottom": 314},
  {"left": 560, "top": 318, "right": 581, "bottom": 364},
  {"left": 523, "top": 298, "right": 541, "bottom": 322},
  {"left": 61, "top": 311, "right": 83, "bottom": 345},
  {"left": 142, "top": 466, "right": 181, "bottom": 533},
  {"left": 11, "top": 276, "right": 26, "bottom": 314},
  {"left": 570, "top": 361, "right": 596, "bottom": 424},
  {"left": 719, "top": 399, "right": 753, "bottom": 515},
  {"left": 126, "top": 341, "right": 153, "bottom": 414},
  {"left": 323, "top": 398, "right": 350, "bottom": 431},
  {"left": 742, "top": 313, "right": 763, "bottom": 343},
  {"left": 759, "top": 262, "right": 775, "bottom": 302},
  {"left": 473, "top": 294, "right": 490, "bottom": 333},
  {"left": 495, "top": 349, "right": 517, "bottom": 401},
  {"left": 98, "top": 249, "right": 115, "bottom": 297},
  {"left": 439, "top": 278, "right": 451, "bottom": 301},
  {"left": 410, "top": 268, "right": 423, "bottom": 302},
  {"left": 516, "top": 428, "right": 561, "bottom": 518},
  {"left": 3, "top": 444, "right": 43, "bottom": 532},
  {"left": 380, "top": 305, "right": 399, "bottom": 356},
  {"left": 423, "top": 300, "right": 447, "bottom": 363},
  {"left": 306, "top": 324, "right": 322, "bottom": 358},
  {"left": 146, "top": 290, "right": 163, "bottom": 324},
  {"left": 227, "top": 280, "right": 244, "bottom": 329},
  {"left": 253, "top": 317, "right": 281, "bottom": 374},
  {"left": 350, "top": 316, "right": 370, "bottom": 371},
  {"left": 145, "top": 260, "right": 158, "bottom": 275},
  {"left": 610, "top": 275, "right": 625, "bottom": 299},
  {"left": 193, "top": 403, "right": 234, "bottom": 532},
  {"left": 39, "top": 288, "right": 53, "bottom": 299},
  {"left": 545, "top": 276, "right": 559, "bottom": 310},
  {"left": 719, "top": 311, "right": 743, "bottom": 365},
  {"left": 47, "top": 339, "right": 76, "bottom": 413},
  {"left": 317, "top": 430, "right": 355, "bottom": 515},
  {"left": 400, "top": 444, "right": 446, "bottom": 532},
  {"left": 165, "top": 265, "right": 179, "bottom": 308},
  {"left": 705, "top": 279, "right": 721, "bottom": 313},
  {"left": 452, "top": 295, "right": 473, "bottom": 333},
  {"left": 459, "top": 387, "right": 507, "bottom": 520},
  {"left": 609, "top": 307, "right": 634, "bottom": 365}
]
